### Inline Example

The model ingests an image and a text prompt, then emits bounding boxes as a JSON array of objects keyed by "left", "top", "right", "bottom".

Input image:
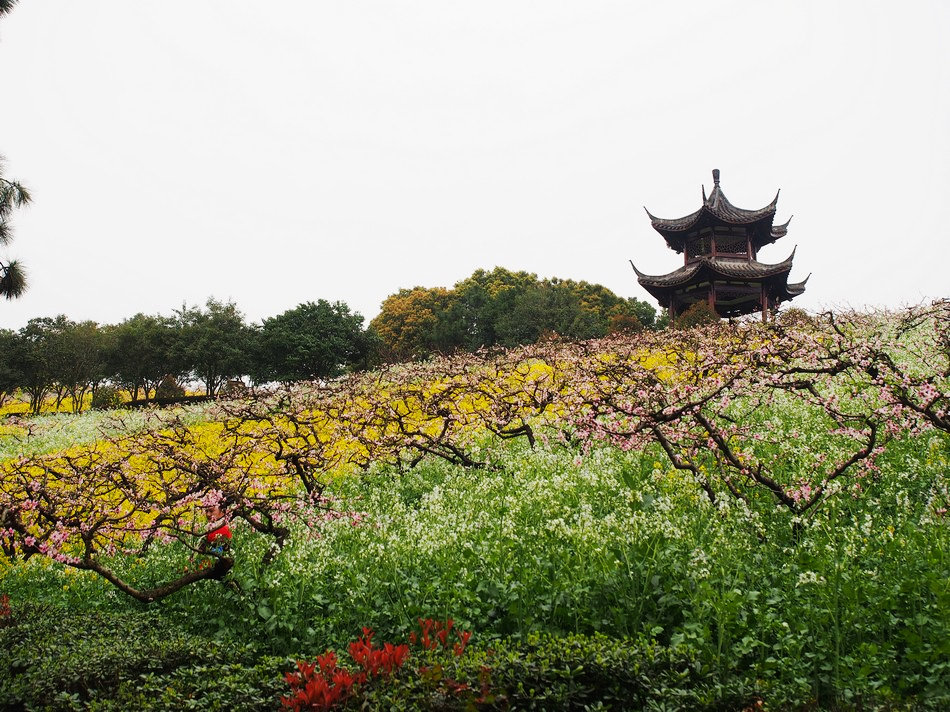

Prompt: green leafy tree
[
  {"left": 375, "top": 268, "right": 659, "bottom": 360},
  {"left": 454, "top": 269, "right": 658, "bottom": 347},
  {"left": 255, "top": 300, "right": 369, "bottom": 383},
  {"left": 0, "top": 156, "right": 30, "bottom": 300},
  {"left": 39, "top": 315, "right": 75, "bottom": 410},
  {"left": 11, "top": 317, "right": 59, "bottom": 413},
  {"left": 453, "top": 267, "right": 538, "bottom": 349},
  {"left": 107, "top": 314, "right": 180, "bottom": 402},
  {"left": 624, "top": 296, "right": 658, "bottom": 330},
  {"left": 369, "top": 287, "right": 461, "bottom": 361},
  {"left": 492, "top": 281, "right": 572, "bottom": 346},
  {"left": 175, "top": 298, "right": 250, "bottom": 396},
  {"left": 494, "top": 284, "right": 553, "bottom": 346},
  {"left": 50, "top": 320, "right": 109, "bottom": 412},
  {"left": 553, "top": 279, "right": 656, "bottom": 334},
  {"left": 0, "top": 328, "right": 22, "bottom": 405}
]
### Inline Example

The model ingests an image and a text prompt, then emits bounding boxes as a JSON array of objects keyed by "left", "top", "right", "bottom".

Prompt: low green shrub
[
  {"left": 154, "top": 375, "right": 185, "bottom": 400},
  {"left": 0, "top": 605, "right": 281, "bottom": 711},
  {"left": 673, "top": 301, "right": 720, "bottom": 328},
  {"left": 90, "top": 385, "right": 123, "bottom": 410},
  {"left": 308, "top": 632, "right": 757, "bottom": 711},
  {"left": 88, "top": 658, "right": 292, "bottom": 712}
]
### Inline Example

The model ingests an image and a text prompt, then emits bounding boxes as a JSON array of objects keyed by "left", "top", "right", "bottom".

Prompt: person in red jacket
[{"left": 201, "top": 503, "right": 232, "bottom": 557}]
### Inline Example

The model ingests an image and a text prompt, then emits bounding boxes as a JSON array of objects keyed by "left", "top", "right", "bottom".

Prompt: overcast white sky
[{"left": 0, "top": 1, "right": 948, "bottom": 330}]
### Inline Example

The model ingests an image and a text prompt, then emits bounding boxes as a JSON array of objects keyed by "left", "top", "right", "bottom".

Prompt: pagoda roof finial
[{"left": 712, "top": 168, "right": 720, "bottom": 185}]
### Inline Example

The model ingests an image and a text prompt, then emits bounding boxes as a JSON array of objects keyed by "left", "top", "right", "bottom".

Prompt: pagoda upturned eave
[
  {"left": 644, "top": 185, "right": 779, "bottom": 232},
  {"left": 631, "top": 253, "right": 807, "bottom": 314},
  {"left": 786, "top": 274, "right": 810, "bottom": 296},
  {"left": 630, "top": 250, "right": 799, "bottom": 290},
  {"left": 644, "top": 172, "right": 787, "bottom": 253}
]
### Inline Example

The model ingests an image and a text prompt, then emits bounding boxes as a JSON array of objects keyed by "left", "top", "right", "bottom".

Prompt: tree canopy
[
  {"left": 254, "top": 300, "right": 372, "bottom": 383},
  {"left": 370, "top": 267, "right": 657, "bottom": 361},
  {"left": 175, "top": 298, "right": 250, "bottom": 396},
  {"left": 0, "top": 157, "right": 30, "bottom": 300},
  {"left": 0, "top": 266, "right": 660, "bottom": 408},
  {"left": 370, "top": 287, "right": 458, "bottom": 362}
]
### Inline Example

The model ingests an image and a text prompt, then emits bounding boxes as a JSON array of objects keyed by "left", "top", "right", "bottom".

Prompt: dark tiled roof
[
  {"left": 631, "top": 251, "right": 797, "bottom": 289},
  {"left": 644, "top": 170, "right": 788, "bottom": 251},
  {"left": 771, "top": 216, "right": 792, "bottom": 240},
  {"left": 786, "top": 274, "right": 810, "bottom": 296}
]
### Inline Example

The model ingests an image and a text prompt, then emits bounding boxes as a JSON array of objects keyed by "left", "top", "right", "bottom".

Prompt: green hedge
[
  {"left": 351, "top": 632, "right": 756, "bottom": 711},
  {"left": 0, "top": 605, "right": 288, "bottom": 711},
  {"left": 1, "top": 606, "right": 943, "bottom": 710},
  {"left": 0, "top": 607, "right": 745, "bottom": 711}
]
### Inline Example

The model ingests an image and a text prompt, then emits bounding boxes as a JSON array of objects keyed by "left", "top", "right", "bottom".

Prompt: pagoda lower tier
[{"left": 631, "top": 253, "right": 808, "bottom": 320}]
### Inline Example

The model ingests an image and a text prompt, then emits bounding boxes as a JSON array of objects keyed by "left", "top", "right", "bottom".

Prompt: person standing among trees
[
  {"left": 201, "top": 502, "right": 232, "bottom": 557},
  {"left": 183, "top": 502, "right": 233, "bottom": 581}
]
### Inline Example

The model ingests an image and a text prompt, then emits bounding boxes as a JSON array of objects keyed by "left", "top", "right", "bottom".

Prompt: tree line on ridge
[{"left": 0, "top": 268, "right": 660, "bottom": 412}]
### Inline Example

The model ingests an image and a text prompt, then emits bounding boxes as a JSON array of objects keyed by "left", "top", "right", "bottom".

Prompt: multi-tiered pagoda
[{"left": 632, "top": 170, "right": 808, "bottom": 321}]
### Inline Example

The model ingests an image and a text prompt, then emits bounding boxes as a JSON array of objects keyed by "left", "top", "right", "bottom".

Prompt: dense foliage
[
  {"left": 254, "top": 301, "right": 375, "bottom": 383},
  {"left": 371, "top": 266, "right": 659, "bottom": 361},
  {"left": 0, "top": 298, "right": 370, "bottom": 412},
  {"left": 0, "top": 303, "right": 948, "bottom": 709},
  {"left": 0, "top": 606, "right": 291, "bottom": 711},
  {"left": 0, "top": 154, "right": 30, "bottom": 300}
]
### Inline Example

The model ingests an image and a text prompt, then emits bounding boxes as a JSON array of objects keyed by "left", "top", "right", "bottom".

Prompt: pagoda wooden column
[{"left": 760, "top": 284, "right": 768, "bottom": 323}]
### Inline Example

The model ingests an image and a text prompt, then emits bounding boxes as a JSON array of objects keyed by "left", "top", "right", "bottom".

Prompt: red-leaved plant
[
  {"left": 281, "top": 618, "right": 472, "bottom": 711},
  {"left": 0, "top": 594, "right": 11, "bottom": 628},
  {"left": 410, "top": 617, "right": 472, "bottom": 657}
]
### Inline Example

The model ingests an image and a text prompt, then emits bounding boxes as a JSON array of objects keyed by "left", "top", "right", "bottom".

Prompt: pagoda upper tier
[{"left": 645, "top": 168, "right": 790, "bottom": 257}]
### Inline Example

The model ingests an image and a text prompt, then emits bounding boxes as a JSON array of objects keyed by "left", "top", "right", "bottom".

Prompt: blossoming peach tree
[
  {"left": 526, "top": 304, "right": 945, "bottom": 516},
  {"left": 0, "top": 367, "right": 549, "bottom": 602},
  {"left": 0, "top": 410, "right": 339, "bottom": 602},
  {"left": 1, "top": 302, "right": 945, "bottom": 601}
]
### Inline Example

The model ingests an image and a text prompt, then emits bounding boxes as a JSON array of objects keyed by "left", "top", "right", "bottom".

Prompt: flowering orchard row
[{"left": 1, "top": 302, "right": 947, "bottom": 601}]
